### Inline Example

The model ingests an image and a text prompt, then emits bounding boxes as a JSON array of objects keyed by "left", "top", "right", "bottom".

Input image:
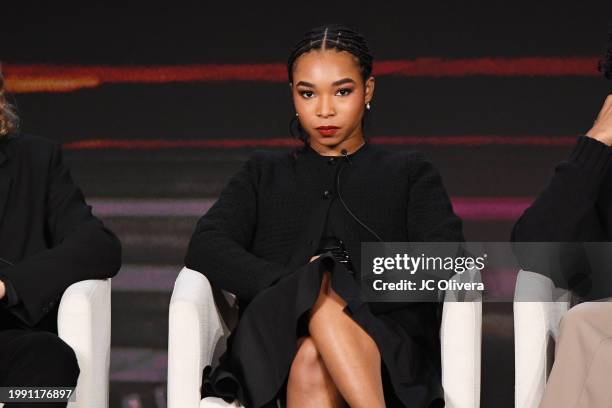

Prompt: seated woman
[
  {"left": 0, "top": 67, "right": 121, "bottom": 408},
  {"left": 511, "top": 38, "right": 612, "bottom": 408},
  {"left": 185, "top": 25, "right": 464, "bottom": 408}
]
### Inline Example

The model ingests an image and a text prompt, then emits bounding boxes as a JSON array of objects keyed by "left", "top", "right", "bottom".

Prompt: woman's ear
[{"left": 364, "top": 76, "right": 375, "bottom": 104}]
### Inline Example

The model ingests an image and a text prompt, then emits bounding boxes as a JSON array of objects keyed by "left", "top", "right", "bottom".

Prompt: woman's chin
[{"left": 311, "top": 135, "right": 345, "bottom": 147}]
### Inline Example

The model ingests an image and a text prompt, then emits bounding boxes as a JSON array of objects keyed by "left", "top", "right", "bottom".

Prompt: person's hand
[
  {"left": 586, "top": 95, "right": 612, "bottom": 146},
  {"left": 0, "top": 280, "right": 5, "bottom": 300},
  {"left": 309, "top": 255, "right": 320, "bottom": 263}
]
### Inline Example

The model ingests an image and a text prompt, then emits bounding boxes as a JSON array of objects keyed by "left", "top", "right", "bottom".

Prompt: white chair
[
  {"left": 168, "top": 267, "right": 482, "bottom": 408},
  {"left": 513, "top": 270, "right": 572, "bottom": 408},
  {"left": 0, "top": 279, "right": 112, "bottom": 408}
]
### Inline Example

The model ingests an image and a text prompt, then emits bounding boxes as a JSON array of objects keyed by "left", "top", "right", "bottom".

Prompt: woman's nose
[{"left": 316, "top": 95, "right": 336, "bottom": 117}]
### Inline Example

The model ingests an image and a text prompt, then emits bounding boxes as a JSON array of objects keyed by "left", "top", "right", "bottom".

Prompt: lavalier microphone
[{"left": 336, "top": 149, "right": 382, "bottom": 242}]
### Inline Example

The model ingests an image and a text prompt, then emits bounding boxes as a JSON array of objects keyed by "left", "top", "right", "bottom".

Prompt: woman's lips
[{"left": 316, "top": 126, "right": 340, "bottom": 136}]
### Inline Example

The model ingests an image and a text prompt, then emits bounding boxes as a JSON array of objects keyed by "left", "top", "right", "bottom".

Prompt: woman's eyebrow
[
  {"left": 295, "top": 81, "right": 315, "bottom": 88},
  {"left": 332, "top": 77, "right": 356, "bottom": 86},
  {"left": 296, "top": 78, "right": 356, "bottom": 88}
]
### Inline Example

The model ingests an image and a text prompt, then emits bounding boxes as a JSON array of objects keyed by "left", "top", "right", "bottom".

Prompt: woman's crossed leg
[{"left": 287, "top": 270, "right": 385, "bottom": 408}]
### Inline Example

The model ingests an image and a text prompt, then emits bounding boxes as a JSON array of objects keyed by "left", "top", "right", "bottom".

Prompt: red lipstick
[{"left": 316, "top": 126, "right": 340, "bottom": 136}]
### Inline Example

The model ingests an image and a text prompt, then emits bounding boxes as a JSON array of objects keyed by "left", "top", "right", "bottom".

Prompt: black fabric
[
  {"left": 186, "top": 143, "right": 463, "bottom": 408},
  {"left": 185, "top": 142, "right": 464, "bottom": 308},
  {"left": 202, "top": 255, "right": 446, "bottom": 408},
  {"left": 316, "top": 156, "right": 352, "bottom": 264},
  {"left": 0, "top": 329, "right": 80, "bottom": 408},
  {"left": 511, "top": 135, "right": 612, "bottom": 296},
  {"left": 512, "top": 136, "right": 612, "bottom": 243},
  {"left": 0, "top": 133, "right": 121, "bottom": 330}
]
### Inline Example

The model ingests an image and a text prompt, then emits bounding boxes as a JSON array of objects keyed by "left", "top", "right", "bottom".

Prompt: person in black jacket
[
  {"left": 186, "top": 25, "right": 463, "bottom": 408},
  {"left": 0, "top": 68, "right": 121, "bottom": 407},
  {"left": 511, "top": 37, "right": 612, "bottom": 407}
]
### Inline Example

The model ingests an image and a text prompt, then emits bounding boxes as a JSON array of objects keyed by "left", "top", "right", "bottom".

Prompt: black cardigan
[
  {"left": 0, "top": 134, "right": 121, "bottom": 330},
  {"left": 511, "top": 136, "right": 612, "bottom": 295},
  {"left": 185, "top": 143, "right": 464, "bottom": 310},
  {"left": 512, "top": 135, "right": 612, "bottom": 242}
]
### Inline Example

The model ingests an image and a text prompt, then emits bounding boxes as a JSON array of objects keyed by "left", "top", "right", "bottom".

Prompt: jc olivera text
[{"left": 372, "top": 279, "right": 484, "bottom": 292}]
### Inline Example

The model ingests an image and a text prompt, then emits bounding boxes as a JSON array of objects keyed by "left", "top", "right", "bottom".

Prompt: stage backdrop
[{"left": 2, "top": 2, "right": 611, "bottom": 407}]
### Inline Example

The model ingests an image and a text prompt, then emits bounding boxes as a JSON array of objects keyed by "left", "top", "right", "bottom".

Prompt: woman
[
  {"left": 0, "top": 66, "right": 121, "bottom": 407},
  {"left": 511, "top": 38, "right": 612, "bottom": 407},
  {"left": 186, "top": 25, "right": 463, "bottom": 408}
]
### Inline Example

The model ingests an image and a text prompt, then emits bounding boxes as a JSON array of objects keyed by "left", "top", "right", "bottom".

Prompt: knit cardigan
[
  {"left": 512, "top": 135, "right": 612, "bottom": 242},
  {"left": 511, "top": 136, "right": 612, "bottom": 295},
  {"left": 185, "top": 142, "right": 464, "bottom": 309}
]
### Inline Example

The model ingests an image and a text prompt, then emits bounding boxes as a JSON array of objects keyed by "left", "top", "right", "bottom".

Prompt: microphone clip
[{"left": 340, "top": 149, "right": 351, "bottom": 165}]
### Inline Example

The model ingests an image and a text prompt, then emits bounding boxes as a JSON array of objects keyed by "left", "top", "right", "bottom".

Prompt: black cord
[
  {"left": 0, "top": 257, "right": 14, "bottom": 266},
  {"left": 337, "top": 149, "right": 383, "bottom": 242}
]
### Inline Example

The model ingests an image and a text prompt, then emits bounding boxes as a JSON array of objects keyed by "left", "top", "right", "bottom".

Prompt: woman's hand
[
  {"left": 586, "top": 95, "right": 612, "bottom": 146},
  {"left": 0, "top": 280, "right": 5, "bottom": 300}
]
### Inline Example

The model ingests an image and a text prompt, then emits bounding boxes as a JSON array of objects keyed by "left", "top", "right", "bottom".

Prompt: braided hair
[
  {"left": 287, "top": 25, "right": 374, "bottom": 147},
  {"left": 0, "top": 66, "right": 19, "bottom": 139}
]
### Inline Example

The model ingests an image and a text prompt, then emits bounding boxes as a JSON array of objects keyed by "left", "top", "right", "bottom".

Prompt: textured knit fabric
[
  {"left": 512, "top": 135, "right": 612, "bottom": 242},
  {"left": 186, "top": 142, "right": 464, "bottom": 306},
  {"left": 511, "top": 136, "right": 612, "bottom": 297},
  {"left": 186, "top": 142, "right": 464, "bottom": 408}
]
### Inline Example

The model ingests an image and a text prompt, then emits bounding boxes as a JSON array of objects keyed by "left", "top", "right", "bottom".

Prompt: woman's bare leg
[
  {"left": 286, "top": 336, "right": 344, "bottom": 408},
  {"left": 308, "top": 271, "right": 386, "bottom": 408}
]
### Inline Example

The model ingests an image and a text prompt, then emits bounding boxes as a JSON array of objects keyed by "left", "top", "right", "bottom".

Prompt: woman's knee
[{"left": 289, "top": 337, "right": 327, "bottom": 390}]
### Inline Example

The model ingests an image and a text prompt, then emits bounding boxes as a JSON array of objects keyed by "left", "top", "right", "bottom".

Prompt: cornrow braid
[
  {"left": 287, "top": 24, "right": 374, "bottom": 147},
  {"left": 0, "top": 68, "right": 19, "bottom": 138},
  {"left": 287, "top": 24, "right": 373, "bottom": 84}
]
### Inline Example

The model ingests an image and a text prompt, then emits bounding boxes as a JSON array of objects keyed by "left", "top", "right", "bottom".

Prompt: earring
[
  {"left": 366, "top": 102, "right": 371, "bottom": 110},
  {"left": 295, "top": 112, "right": 299, "bottom": 117}
]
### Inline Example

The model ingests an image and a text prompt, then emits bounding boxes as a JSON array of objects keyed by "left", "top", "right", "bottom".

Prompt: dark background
[{"left": 2, "top": 2, "right": 612, "bottom": 407}]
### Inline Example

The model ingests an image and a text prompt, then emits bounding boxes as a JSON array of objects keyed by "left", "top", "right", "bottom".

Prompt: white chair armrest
[
  {"left": 441, "top": 269, "right": 482, "bottom": 408},
  {"left": 58, "top": 279, "right": 111, "bottom": 408},
  {"left": 168, "top": 267, "right": 229, "bottom": 408},
  {"left": 513, "top": 270, "right": 571, "bottom": 408}
]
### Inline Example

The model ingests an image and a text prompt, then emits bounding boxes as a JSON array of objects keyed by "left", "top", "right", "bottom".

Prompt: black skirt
[{"left": 201, "top": 253, "right": 445, "bottom": 408}]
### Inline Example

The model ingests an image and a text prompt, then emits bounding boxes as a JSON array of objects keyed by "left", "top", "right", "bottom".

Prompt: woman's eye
[
  {"left": 300, "top": 91, "right": 314, "bottom": 99},
  {"left": 336, "top": 88, "right": 353, "bottom": 96}
]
